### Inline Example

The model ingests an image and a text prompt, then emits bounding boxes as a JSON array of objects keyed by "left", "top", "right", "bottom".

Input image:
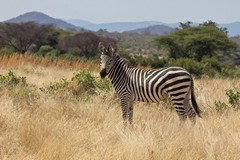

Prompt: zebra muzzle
[{"left": 100, "top": 68, "right": 107, "bottom": 78}]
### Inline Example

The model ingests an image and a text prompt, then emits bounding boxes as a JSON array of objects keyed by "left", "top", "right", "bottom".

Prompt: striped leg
[
  {"left": 176, "top": 106, "right": 187, "bottom": 125},
  {"left": 184, "top": 89, "right": 197, "bottom": 125},
  {"left": 171, "top": 95, "right": 187, "bottom": 125},
  {"left": 187, "top": 108, "right": 196, "bottom": 125},
  {"left": 128, "top": 100, "right": 134, "bottom": 127},
  {"left": 119, "top": 97, "right": 129, "bottom": 128}
]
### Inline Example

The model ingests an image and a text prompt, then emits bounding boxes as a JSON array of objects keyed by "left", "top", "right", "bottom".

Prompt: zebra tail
[{"left": 191, "top": 80, "right": 202, "bottom": 118}]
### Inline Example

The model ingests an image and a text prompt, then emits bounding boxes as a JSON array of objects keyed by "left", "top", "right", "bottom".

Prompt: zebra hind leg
[
  {"left": 170, "top": 95, "right": 187, "bottom": 125},
  {"left": 178, "top": 110, "right": 187, "bottom": 126},
  {"left": 187, "top": 107, "right": 197, "bottom": 125},
  {"left": 173, "top": 103, "right": 187, "bottom": 125},
  {"left": 183, "top": 90, "right": 197, "bottom": 125}
]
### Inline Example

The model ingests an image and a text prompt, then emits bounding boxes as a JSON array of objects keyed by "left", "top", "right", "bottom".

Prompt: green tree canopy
[{"left": 155, "top": 21, "right": 237, "bottom": 61}]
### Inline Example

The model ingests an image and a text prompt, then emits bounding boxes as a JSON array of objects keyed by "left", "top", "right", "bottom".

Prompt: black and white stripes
[{"left": 99, "top": 43, "right": 201, "bottom": 126}]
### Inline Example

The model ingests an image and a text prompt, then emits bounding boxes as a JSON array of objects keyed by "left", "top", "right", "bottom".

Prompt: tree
[
  {"left": 58, "top": 32, "right": 116, "bottom": 58},
  {"left": 74, "top": 32, "right": 100, "bottom": 58},
  {"left": 179, "top": 21, "right": 193, "bottom": 29},
  {"left": 58, "top": 32, "right": 100, "bottom": 58},
  {"left": 155, "top": 21, "right": 237, "bottom": 61},
  {"left": 0, "top": 22, "right": 54, "bottom": 53}
]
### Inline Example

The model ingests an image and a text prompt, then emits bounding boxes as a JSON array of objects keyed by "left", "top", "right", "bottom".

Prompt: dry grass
[{"left": 0, "top": 55, "right": 240, "bottom": 160}]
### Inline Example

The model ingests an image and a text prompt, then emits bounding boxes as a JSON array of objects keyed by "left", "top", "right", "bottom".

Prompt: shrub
[
  {"left": 37, "top": 45, "right": 59, "bottom": 60},
  {"left": 39, "top": 78, "right": 69, "bottom": 94},
  {"left": 71, "top": 70, "right": 96, "bottom": 90},
  {"left": 70, "top": 70, "right": 98, "bottom": 96},
  {"left": 149, "top": 56, "right": 167, "bottom": 68},
  {"left": 201, "top": 56, "right": 227, "bottom": 77},
  {"left": 97, "top": 78, "right": 111, "bottom": 91},
  {"left": 214, "top": 101, "right": 229, "bottom": 114},
  {"left": 0, "top": 70, "right": 39, "bottom": 111},
  {"left": 226, "top": 89, "right": 240, "bottom": 110},
  {"left": 167, "top": 58, "right": 203, "bottom": 77},
  {"left": 214, "top": 88, "right": 240, "bottom": 113},
  {"left": 0, "top": 70, "right": 27, "bottom": 88},
  {"left": 58, "top": 53, "right": 80, "bottom": 61},
  {"left": 66, "top": 47, "right": 81, "bottom": 56},
  {"left": 0, "top": 47, "right": 14, "bottom": 56},
  {"left": 39, "top": 70, "right": 112, "bottom": 97},
  {"left": 37, "top": 45, "right": 55, "bottom": 57}
]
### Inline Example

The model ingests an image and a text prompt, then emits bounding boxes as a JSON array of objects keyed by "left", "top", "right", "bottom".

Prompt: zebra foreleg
[
  {"left": 128, "top": 101, "right": 134, "bottom": 128},
  {"left": 119, "top": 98, "right": 129, "bottom": 128}
]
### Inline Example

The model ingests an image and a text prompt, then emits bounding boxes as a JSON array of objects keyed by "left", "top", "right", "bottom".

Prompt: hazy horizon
[{"left": 0, "top": 0, "right": 239, "bottom": 24}]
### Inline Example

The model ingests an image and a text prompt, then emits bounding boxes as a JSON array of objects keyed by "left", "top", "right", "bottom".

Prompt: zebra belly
[{"left": 131, "top": 86, "right": 167, "bottom": 103}]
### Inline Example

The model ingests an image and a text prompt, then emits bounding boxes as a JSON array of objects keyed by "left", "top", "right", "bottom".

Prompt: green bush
[
  {"left": 220, "top": 67, "right": 240, "bottom": 78},
  {"left": 0, "top": 70, "right": 27, "bottom": 88},
  {"left": 149, "top": 56, "right": 167, "bottom": 68},
  {"left": 39, "top": 78, "right": 69, "bottom": 94},
  {"left": 71, "top": 70, "right": 112, "bottom": 96},
  {"left": 167, "top": 58, "right": 203, "bottom": 77},
  {"left": 0, "top": 47, "right": 14, "bottom": 56},
  {"left": 37, "top": 45, "right": 59, "bottom": 60},
  {"left": 226, "top": 89, "right": 240, "bottom": 110},
  {"left": 66, "top": 47, "right": 81, "bottom": 56},
  {"left": 0, "top": 71, "right": 39, "bottom": 111},
  {"left": 97, "top": 78, "right": 111, "bottom": 91},
  {"left": 201, "top": 56, "right": 227, "bottom": 77},
  {"left": 214, "top": 88, "right": 240, "bottom": 113},
  {"left": 71, "top": 70, "right": 96, "bottom": 90},
  {"left": 214, "top": 101, "right": 229, "bottom": 114},
  {"left": 37, "top": 45, "right": 55, "bottom": 56},
  {"left": 39, "top": 70, "right": 112, "bottom": 97}
]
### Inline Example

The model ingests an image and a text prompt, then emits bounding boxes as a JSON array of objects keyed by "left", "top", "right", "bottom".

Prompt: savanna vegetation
[
  {"left": 1, "top": 20, "right": 240, "bottom": 78},
  {"left": 0, "top": 20, "right": 240, "bottom": 159},
  {"left": 0, "top": 55, "right": 240, "bottom": 159}
]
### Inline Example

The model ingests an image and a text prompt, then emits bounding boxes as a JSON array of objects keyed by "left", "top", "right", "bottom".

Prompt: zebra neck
[{"left": 108, "top": 57, "right": 130, "bottom": 89}]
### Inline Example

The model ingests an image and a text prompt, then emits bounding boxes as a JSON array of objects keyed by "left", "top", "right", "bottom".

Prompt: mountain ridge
[
  {"left": 2, "top": 11, "right": 240, "bottom": 37},
  {"left": 5, "top": 11, "right": 80, "bottom": 30},
  {"left": 67, "top": 20, "right": 240, "bottom": 37},
  {"left": 123, "top": 25, "right": 174, "bottom": 35}
]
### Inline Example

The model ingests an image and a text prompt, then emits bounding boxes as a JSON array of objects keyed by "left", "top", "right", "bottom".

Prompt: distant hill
[
  {"left": 65, "top": 20, "right": 165, "bottom": 32},
  {"left": 3, "top": 11, "right": 240, "bottom": 37},
  {"left": 65, "top": 19, "right": 93, "bottom": 27},
  {"left": 124, "top": 25, "right": 174, "bottom": 35},
  {"left": 5, "top": 11, "right": 80, "bottom": 30},
  {"left": 67, "top": 19, "right": 240, "bottom": 37},
  {"left": 220, "top": 22, "right": 240, "bottom": 37}
]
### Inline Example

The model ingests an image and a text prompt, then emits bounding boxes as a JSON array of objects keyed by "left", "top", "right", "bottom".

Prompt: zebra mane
[{"left": 115, "top": 55, "right": 133, "bottom": 68}]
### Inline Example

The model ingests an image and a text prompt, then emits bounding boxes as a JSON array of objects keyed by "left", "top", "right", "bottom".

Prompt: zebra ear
[
  {"left": 107, "top": 44, "right": 117, "bottom": 57},
  {"left": 107, "top": 45, "right": 114, "bottom": 57},
  {"left": 111, "top": 45, "right": 117, "bottom": 54},
  {"left": 98, "top": 42, "right": 105, "bottom": 53}
]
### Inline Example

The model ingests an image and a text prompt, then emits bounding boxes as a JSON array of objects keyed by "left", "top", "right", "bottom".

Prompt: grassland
[{"left": 0, "top": 54, "right": 240, "bottom": 160}]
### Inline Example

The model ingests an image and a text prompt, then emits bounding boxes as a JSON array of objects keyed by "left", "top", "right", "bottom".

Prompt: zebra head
[{"left": 98, "top": 42, "right": 117, "bottom": 78}]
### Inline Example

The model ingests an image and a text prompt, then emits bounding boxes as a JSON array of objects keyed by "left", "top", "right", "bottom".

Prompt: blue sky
[{"left": 0, "top": 0, "right": 239, "bottom": 24}]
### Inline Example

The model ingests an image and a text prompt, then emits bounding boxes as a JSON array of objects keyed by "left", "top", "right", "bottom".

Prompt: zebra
[{"left": 99, "top": 42, "right": 201, "bottom": 127}]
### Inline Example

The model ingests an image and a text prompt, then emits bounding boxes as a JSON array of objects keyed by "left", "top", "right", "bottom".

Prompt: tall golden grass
[
  {"left": 0, "top": 54, "right": 98, "bottom": 71},
  {"left": 0, "top": 54, "right": 240, "bottom": 159}
]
